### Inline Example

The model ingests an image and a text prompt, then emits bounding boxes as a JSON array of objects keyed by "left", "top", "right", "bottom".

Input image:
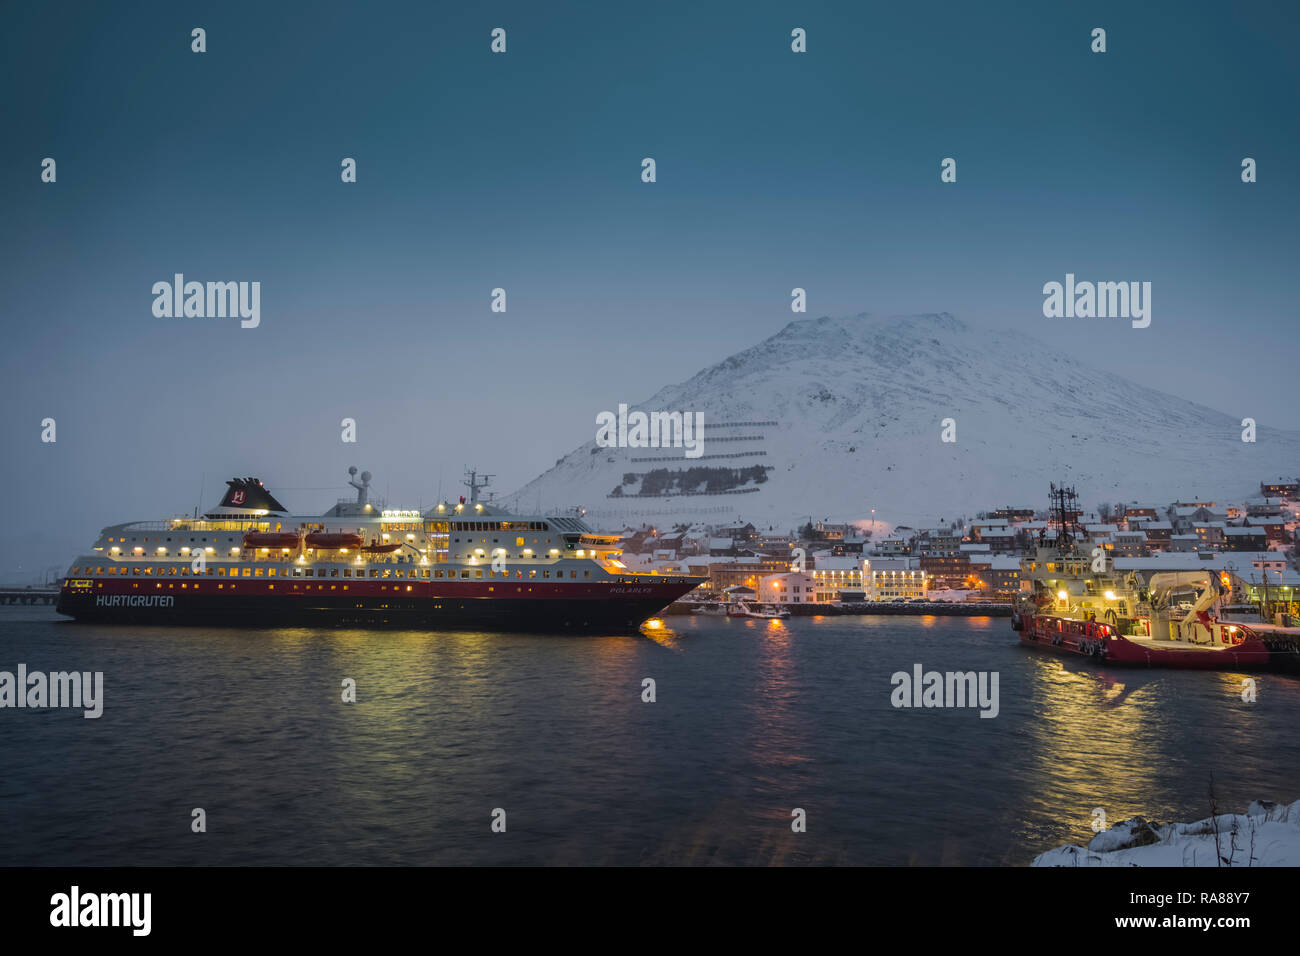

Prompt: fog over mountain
[{"left": 505, "top": 313, "right": 1298, "bottom": 530}]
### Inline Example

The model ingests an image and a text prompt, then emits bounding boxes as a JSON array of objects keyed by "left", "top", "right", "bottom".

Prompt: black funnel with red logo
[{"left": 209, "top": 477, "right": 289, "bottom": 514}]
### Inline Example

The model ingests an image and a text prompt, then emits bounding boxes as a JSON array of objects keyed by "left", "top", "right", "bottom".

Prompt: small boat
[
  {"left": 693, "top": 602, "right": 729, "bottom": 616},
  {"left": 360, "top": 542, "right": 403, "bottom": 554},
  {"left": 727, "top": 601, "right": 790, "bottom": 620}
]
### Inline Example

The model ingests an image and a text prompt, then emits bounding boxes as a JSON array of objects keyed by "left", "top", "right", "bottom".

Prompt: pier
[
  {"left": 668, "top": 601, "right": 1012, "bottom": 618},
  {"left": 0, "top": 588, "right": 60, "bottom": 606}
]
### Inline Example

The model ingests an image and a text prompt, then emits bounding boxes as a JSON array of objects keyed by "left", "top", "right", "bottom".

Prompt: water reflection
[{"left": 5, "top": 609, "right": 1300, "bottom": 865}]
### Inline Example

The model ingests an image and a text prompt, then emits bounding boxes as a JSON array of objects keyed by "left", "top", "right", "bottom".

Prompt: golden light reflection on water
[
  {"left": 640, "top": 619, "right": 685, "bottom": 651},
  {"left": 1014, "top": 656, "right": 1278, "bottom": 847},
  {"left": 739, "top": 615, "right": 814, "bottom": 799},
  {"left": 23, "top": 610, "right": 1300, "bottom": 865},
  {"left": 1022, "top": 657, "right": 1158, "bottom": 807}
]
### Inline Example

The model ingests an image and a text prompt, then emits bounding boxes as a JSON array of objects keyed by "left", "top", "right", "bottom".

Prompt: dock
[{"left": 0, "top": 588, "right": 60, "bottom": 606}]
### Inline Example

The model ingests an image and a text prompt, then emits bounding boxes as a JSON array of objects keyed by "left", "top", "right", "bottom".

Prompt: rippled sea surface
[{"left": 2, "top": 606, "right": 1298, "bottom": 866}]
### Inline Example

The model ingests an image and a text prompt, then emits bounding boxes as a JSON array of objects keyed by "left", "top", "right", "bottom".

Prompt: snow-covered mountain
[{"left": 504, "top": 313, "right": 1297, "bottom": 531}]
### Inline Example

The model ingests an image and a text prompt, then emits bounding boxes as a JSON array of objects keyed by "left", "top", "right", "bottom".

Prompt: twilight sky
[{"left": 1, "top": 0, "right": 1297, "bottom": 578}]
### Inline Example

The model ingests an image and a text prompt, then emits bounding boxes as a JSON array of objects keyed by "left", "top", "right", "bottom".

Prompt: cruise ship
[{"left": 56, "top": 468, "right": 703, "bottom": 632}]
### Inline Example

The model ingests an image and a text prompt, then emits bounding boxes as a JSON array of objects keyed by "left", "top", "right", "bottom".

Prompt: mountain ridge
[{"left": 505, "top": 313, "right": 1297, "bottom": 529}]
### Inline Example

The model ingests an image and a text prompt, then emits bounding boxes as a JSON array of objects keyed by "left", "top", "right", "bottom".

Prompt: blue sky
[{"left": 1, "top": 0, "right": 1297, "bottom": 575}]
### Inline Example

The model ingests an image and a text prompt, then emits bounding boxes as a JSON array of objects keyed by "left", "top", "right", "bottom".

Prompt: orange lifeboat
[
  {"left": 304, "top": 532, "right": 364, "bottom": 549},
  {"left": 242, "top": 532, "right": 301, "bottom": 549}
]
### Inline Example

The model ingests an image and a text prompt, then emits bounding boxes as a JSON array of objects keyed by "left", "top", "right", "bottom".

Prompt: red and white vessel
[
  {"left": 1013, "top": 485, "right": 1300, "bottom": 672},
  {"left": 57, "top": 468, "right": 702, "bottom": 632}
]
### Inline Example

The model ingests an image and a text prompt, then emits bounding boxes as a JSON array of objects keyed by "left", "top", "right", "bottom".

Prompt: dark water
[{"left": 2, "top": 606, "right": 1298, "bottom": 866}]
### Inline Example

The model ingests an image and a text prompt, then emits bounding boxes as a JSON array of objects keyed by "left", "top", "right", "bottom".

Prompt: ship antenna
[
  {"left": 347, "top": 466, "right": 372, "bottom": 507},
  {"left": 463, "top": 469, "right": 494, "bottom": 506}
]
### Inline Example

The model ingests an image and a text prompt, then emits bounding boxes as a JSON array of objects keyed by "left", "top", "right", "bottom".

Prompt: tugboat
[
  {"left": 56, "top": 468, "right": 703, "bottom": 633},
  {"left": 1013, "top": 484, "right": 1300, "bottom": 671}
]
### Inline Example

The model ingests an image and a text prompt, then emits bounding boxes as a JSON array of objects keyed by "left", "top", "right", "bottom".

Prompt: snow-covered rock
[
  {"left": 1033, "top": 798, "right": 1300, "bottom": 866},
  {"left": 505, "top": 313, "right": 1300, "bottom": 532}
]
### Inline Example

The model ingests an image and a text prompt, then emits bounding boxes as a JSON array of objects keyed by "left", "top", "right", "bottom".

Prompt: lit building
[
  {"left": 810, "top": 556, "right": 865, "bottom": 599},
  {"left": 864, "top": 558, "right": 929, "bottom": 600},
  {"left": 758, "top": 572, "right": 827, "bottom": 605}
]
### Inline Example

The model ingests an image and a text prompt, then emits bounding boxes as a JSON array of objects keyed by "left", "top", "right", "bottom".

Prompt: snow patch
[{"left": 1033, "top": 799, "right": 1300, "bottom": 867}]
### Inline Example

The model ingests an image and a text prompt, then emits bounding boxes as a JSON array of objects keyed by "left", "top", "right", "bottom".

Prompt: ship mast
[
  {"left": 1048, "top": 482, "right": 1082, "bottom": 552},
  {"left": 463, "top": 469, "right": 494, "bottom": 506}
]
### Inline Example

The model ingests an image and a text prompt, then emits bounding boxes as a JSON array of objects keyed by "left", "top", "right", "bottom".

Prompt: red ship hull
[
  {"left": 57, "top": 575, "right": 699, "bottom": 633},
  {"left": 1016, "top": 612, "right": 1300, "bottom": 672}
]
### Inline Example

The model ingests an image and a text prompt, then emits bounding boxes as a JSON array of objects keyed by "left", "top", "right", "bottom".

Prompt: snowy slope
[
  {"left": 504, "top": 313, "right": 1298, "bottom": 531},
  {"left": 1033, "top": 798, "right": 1300, "bottom": 866}
]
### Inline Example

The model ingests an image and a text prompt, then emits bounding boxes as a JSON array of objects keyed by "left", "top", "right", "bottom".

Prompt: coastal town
[{"left": 613, "top": 477, "right": 1300, "bottom": 617}]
